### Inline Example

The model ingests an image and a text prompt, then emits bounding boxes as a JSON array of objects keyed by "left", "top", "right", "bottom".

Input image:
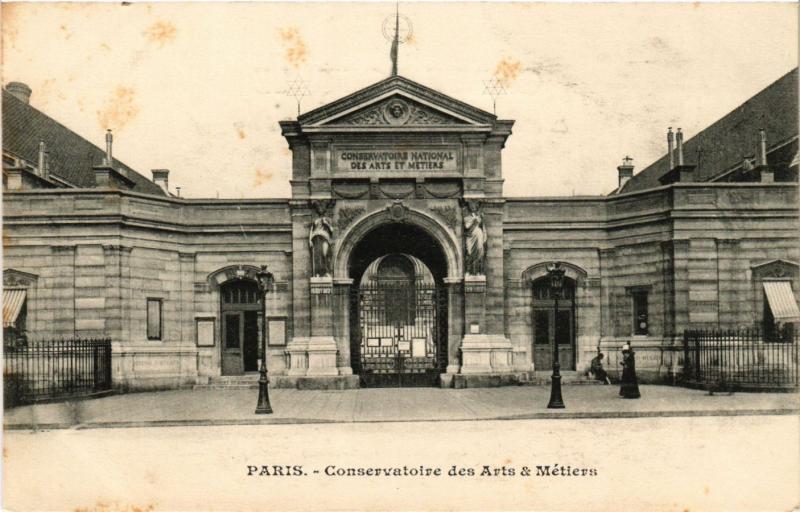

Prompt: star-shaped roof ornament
[
  {"left": 285, "top": 77, "right": 311, "bottom": 116},
  {"left": 482, "top": 77, "right": 506, "bottom": 115}
]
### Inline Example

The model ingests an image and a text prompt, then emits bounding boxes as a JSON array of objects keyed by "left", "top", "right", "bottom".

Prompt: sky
[{"left": 2, "top": 2, "right": 797, "bottom": 198}]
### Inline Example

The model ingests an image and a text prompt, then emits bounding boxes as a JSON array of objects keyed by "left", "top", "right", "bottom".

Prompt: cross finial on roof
[{"left": 623, "top": 155, "right": 633, "bottom": 165}]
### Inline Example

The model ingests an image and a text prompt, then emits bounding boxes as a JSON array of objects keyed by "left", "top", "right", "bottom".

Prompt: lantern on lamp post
[
  {"left": 255, "top": 265, "right": 275, "bottom": 414},
  {"left": 546, "top": 262, "right": 566, "bottom": 409}
]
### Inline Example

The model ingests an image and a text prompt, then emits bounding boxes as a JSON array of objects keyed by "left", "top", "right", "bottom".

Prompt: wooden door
[
  {"left": 243, "top": 311, "right": 259, "bottom": 372},
  {"left": 554, "top": 308, "right": 575, "bottom": 370},
  {"left": 222, "top": 312, "right": 243, "bottom": 375},
  {"left": 532, "top": 307, "right": 575, "bottom": 371}
]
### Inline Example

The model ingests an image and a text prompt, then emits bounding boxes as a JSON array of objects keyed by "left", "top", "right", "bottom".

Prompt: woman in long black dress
[{"left": 619, "top": 344, "right": 641, "bottom": 399}]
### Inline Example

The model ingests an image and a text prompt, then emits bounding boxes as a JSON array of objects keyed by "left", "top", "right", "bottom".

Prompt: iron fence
[
  {"left": 682, "top": 329, "right": 799, "bottom": 391},
  {"left": 3, "top": 337, "right": 112, "bottom": 406}
]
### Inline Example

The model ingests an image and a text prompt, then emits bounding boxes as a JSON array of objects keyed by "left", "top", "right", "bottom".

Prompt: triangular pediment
[
  {"left": 298, "top": 75, "right": 496, "bottom": 129},
  {"left": 325, "top": 95, "right": 469, "bottom": 127}
]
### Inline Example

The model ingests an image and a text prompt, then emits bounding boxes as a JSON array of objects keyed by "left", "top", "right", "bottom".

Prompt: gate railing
[
  {"left": 682, "top": 329, "right": 799, "bottom": 391},
  {"left": 3, "top": 337, "right": 113, "bottom": 407},
  {"left": 343, "top": 283, "right": 448, "bottom": 386}
]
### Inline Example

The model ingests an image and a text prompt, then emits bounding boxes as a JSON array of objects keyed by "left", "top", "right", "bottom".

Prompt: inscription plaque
[{"left": 334, "top": 146, "right": 460, "bottom": 173}]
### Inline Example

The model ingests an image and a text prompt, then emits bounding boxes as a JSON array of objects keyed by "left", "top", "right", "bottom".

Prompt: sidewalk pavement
[{"left": 4, "top": 385, "right": 798, "bottom": 430}]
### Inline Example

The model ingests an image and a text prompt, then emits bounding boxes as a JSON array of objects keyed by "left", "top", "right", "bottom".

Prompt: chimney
[
  {"left": 756, "top": 129, "right": 773, "bottom": 183},
  {"left": 105, "top": 129, "right": 113, "bottom": 165},
  {"left": 6, "top": 82, "right": 32, "bottom": 104},
  {"left": 617, "top": 156, "right": 634, "bottom": 190},
  {"left": 38, "top": 142, "right": 46, "bottom": 177},
  {"left": 659, "top": 127, "right": 696, "bottom": 185},
  {"left": 151, "top": 169, "right": 170, "bottom": 194},
  {"left": 667, "top": 127, "right": 675, "bottom": 170},
  {"left": 93, "top": 129, "right": 134, "bottom": 190},
  {"left": 43, "top": 152, "right": 50, "bottom": 180},
  {"left": 757, "top": 129, "right": 768, "bottom": 167}
]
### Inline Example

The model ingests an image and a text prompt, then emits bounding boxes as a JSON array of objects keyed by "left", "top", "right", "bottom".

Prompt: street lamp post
[
  {"left": 255, "top": 265, "right": 275, "bottom": 414},
  {"left": 547, "top": 262, "right": 566, "bottom": 409}
]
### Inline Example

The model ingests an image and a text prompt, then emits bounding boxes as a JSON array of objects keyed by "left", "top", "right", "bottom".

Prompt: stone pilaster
[
  {"left": 310, "top": 276, "right": 334, "bottom": 336},
  {"left": 290, "top": 201, "right": 311, "bottom": 338},
  {"left": 444, "top": 278, "right": 463, "bottom": 375},
  {"left": 307, "top": 276, "right": 338, "bottom": 376},
  {"left": 459, "top": 275, "right": 513, "bottom": 375},
  {"left": 74, "top": 245, "right": 106, "bottom": 338},
  {"left": 51, "top": 245, "right": 77, "bottom": 337},
  {"left": 102, "top": 245, "right": 126, "bottom": 343},
  {"left": 333, "top": 278, "right": 353, "bottom": 376},
  {"left": 178, "top": 252, "right": 196, "bottom": 343},
  {"left": 672, "top": 240, "right": 691, "bottom": 332},
  {"left": 463, "top": 274, "right": 487, "bottom": 335}
]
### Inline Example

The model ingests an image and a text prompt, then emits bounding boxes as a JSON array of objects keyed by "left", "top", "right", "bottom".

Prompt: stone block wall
[
  {"left": 3, "top": 182, "right": 797, "bottom": 390},
  {"left": 3, "top": 190, "right": 293, "bottom": 390},
  {"left": 503, "top": 197, "right": 606, "bottom": 374}
]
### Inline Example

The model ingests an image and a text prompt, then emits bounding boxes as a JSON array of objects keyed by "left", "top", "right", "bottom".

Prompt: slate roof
[
  {"left": 619, "top": 68, "right": 799, "bottom": 194},
  {"left": 2, "top": 90, "right": 165, "bottom": 195}
]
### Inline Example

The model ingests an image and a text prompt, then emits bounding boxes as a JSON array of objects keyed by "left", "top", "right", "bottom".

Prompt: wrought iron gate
[{"left": 350, "top": 283, "right": 447, "bottom": 387}]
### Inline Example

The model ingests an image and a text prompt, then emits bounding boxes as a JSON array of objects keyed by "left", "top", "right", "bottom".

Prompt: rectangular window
[
  {"left": 147, "top": 298, "right": 162, "bottom": 340},
  {"left": 632, "top": 291, "right": 649, "bottom": 336}
]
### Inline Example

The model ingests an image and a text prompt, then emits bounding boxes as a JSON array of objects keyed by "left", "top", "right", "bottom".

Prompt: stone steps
[
  {"left": 529, "top": 371, "right": 604, "bottom": 386},
  {"left": 195, "top": 374, "right": 262, "bottom": 389}
]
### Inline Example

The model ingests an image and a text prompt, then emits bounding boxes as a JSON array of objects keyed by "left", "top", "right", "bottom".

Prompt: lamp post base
[
  {"left": 547, "top": 371, "right": 565, "bottom": 409},
  {"left": 255, "top": 368, "right": 273, "bottom": 414}
]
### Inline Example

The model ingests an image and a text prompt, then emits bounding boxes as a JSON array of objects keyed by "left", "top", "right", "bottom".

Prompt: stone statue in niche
[
  {"left": 463, "top": 200, "right": 487, "bottom": 276},
  {"left": 309, "top": 200, "right": 334, "bottom": 277}
]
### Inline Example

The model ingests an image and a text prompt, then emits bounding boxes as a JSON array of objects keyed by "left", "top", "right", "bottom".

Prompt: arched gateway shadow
[{"left": 333, "top": 206, "right": 462, "bottom": 282}]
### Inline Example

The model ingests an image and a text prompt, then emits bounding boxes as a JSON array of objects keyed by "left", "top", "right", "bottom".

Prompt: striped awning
[
  {"left": 3, "top": 289, "right": 27, "bottom": 328},
  {"left": 763, "top": 281, "right": 800, "bottom": 322}
]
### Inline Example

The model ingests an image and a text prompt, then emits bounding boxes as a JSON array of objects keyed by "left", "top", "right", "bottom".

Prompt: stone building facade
[{"left": 3, "top": 70, "right": 799, "bottom": 390}]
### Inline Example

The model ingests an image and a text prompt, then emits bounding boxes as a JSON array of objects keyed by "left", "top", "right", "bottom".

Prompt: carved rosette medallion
[{"left": 383, "top": 98, "right": 411, "bottom": 125}]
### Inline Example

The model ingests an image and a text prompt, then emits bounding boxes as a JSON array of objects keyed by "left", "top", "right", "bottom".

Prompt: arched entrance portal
[{"left": 348, "top": 223, "right": 449, "bottom": 387}]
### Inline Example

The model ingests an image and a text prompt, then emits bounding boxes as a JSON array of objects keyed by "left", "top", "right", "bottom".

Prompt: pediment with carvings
[
  {"left": 3, "top": 269, "right": 38, "bottom": 288},
  {"left": 326, "top": 96, "right": 469, "bottom": 127},
  {"left": 751, "top": 259, "right": 799, "bottom": 279},
  {"left": 297, "top": 76, "right": 497, "bottom": 129}
]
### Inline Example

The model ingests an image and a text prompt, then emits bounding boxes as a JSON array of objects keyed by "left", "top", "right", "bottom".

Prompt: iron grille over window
[
  {"left": 222, "top": 281, "right": 260, "bottom": 304},
  {"left": 632, "top": 291, "right": 649, "bottom": 336},
  {"left": 532, "top": 279, "right": 575, "bottom": 300}
]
